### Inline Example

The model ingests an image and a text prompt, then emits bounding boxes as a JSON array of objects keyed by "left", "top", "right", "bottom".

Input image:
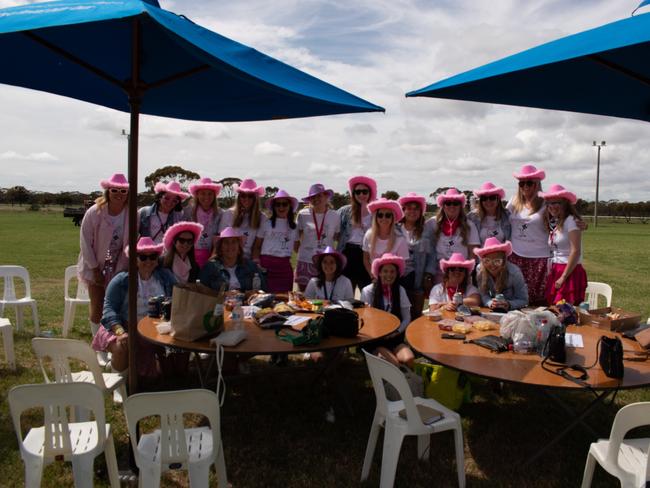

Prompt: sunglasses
[
  {"left": 109, "top": 188, "right": 128, "bottom": 194},
  {"left": 239, "top": 193, "right": 255, "bottom": 200},
  {"left": 518, "top": 180, "right": 537, "bottom": 188},
  {"left": 137, "top": 254, "right": 159, "bottom": 262},
  {"left": 444, "top": 201, "right": 461, "bottom": 207},
  {"left": 480, "top": 195, "right": 499, "bottom": 202},
  {"left": 354, "top": 189, "right": 370, "bottom": 195},
  {"left": 175, "top": 237, "right": 194, "bottom": 245},
  {"left": 376, "top": 212, "right": 393, "bottom": 219},
  {"left": 448, "top": 267, "right": 466, "bottom": 273},
  {"left": 274, "top": 201, "right": 290, "bottom": 208},
  {"left": 483, "top": 258, "right": 504, "bottom": 266}
]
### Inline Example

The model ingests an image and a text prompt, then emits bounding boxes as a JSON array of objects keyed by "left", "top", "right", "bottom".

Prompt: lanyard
[
  {"left": 382, "top": 284, "right": 392, "bottom": 312},
  {"left": 152, "top": 210, "right": 169, "bottom": 240},
  {"left": 323, "top": 278, "right": 337, "bottom": 301},
  {"left": 312, "top": 210, "right": 326, "bottom": 243}
]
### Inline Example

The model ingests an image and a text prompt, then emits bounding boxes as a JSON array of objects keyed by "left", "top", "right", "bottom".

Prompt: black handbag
[
  {"left": 599, "top": 336, "right": 624, "bottom": 379},
  {"left": 545, "top": 325, "right": 566, "bottom": 363},
  {"left": 468, "top": 335, "right": 510, "bottom": 353},
  {"left": 322, "top": 308, "right": 362, "bottom": 338}
]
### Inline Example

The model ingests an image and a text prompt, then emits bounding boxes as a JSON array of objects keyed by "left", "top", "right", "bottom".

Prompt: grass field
[{"left": 0, "top": 209, "right": 648, "bottom": 487}]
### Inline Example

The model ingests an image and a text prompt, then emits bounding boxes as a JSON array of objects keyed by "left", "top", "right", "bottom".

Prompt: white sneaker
[{"left": 96, "top": 351, "right": 110, "bottom": 368}]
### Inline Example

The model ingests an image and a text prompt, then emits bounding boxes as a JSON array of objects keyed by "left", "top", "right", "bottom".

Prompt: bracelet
[{"left": 113, "top": 325, "right": 125, "bottom": 336}]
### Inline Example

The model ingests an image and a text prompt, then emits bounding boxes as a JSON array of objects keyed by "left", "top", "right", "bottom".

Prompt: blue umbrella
[
  {"left": 0, "top": 0, "right": 383, "bottom": 391},
  {"left": 406, "top": 11, "right": 650, "bottom": 122}
]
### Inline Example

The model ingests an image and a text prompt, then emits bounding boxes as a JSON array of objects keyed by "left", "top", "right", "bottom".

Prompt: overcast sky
[{"left": 1, "top": 0, "right": 649, "bottom": 202}]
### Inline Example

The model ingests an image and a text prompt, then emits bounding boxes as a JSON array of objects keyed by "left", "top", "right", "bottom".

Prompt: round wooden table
[
  {"left": 406, "top": 313, "right": 650, "bottom": 390},
  {"left": 139, "top": 306, "right": 400, "bottom": 355}
]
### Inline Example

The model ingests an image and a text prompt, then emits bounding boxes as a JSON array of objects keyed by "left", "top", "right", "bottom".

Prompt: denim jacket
[
  {"left": 101, "top": 267, "right": 177, "bottom": 331},
  {"left": 467, "top": 209, "right": 512, "bottom": 245},
  {"left": 199, "top": 258, "right": 267, "bottom": 292},
  {"left": 395, "top": 223, "right": 429, "bottom": 292},
  {"left": 337, "top": 204, "right": 356, "bottom": 251},
  {"left": 138, "top": 202, "right": 185, "bottom": 241},
  {"left": 475, "top": 261, "right": 528, "bottom": 310}
]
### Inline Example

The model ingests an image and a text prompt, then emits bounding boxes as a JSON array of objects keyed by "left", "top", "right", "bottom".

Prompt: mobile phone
[{"left": 441, "top": 333, "right": 466, "bottom": 340}]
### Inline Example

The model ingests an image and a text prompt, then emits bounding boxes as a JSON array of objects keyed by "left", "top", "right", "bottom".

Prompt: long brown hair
[
  {"left": 511, "top": 181, "right": 544, "bottom": 214},
  {"left": 474, "top": 197, "right": 505, "bottom": 222},
  {"left": 543, "top": 199, "right": 580, "bottom": 232},
  {"left": 162, "top": 236, "right": 199, "bottom": 272},
  {"left": 399, "top": 204, "right": 425, "bottom": 240},
  {"left": 434, "top": 206, "right": 470, "bottom": 245},
  {"left": 350, "top": 183, "right": 369, "bottom": 226},
  {"left": 232, "top": 193, "right": 262, "bottom": 230},
  {"left": 442, "top": 267, "right": 470, "bottom": 291},
  {"left": 477, "top": 252, "right": 508, "bottom": 295},
  {"left": 371, "top": 266, "right": 403, "bottom": 320}
]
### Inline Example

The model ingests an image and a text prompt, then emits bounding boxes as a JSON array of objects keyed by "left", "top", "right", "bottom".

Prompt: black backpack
[{"left": 322, "top": 308, "right": 362, "bottom": 338}]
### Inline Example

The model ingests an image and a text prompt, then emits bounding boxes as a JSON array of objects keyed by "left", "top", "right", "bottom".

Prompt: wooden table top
[
  {"left": 138, "top": 307, "right": 400, "bottom": 355},
  {"left": 406, "top": 312, "right": 650, "bottom": 390}
]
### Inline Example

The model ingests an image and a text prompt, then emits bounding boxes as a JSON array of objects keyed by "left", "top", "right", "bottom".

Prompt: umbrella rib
[
  {"left": 145, "top": 64, "right": 210, "bottom": 90},
  {"left": 22, "top": 31, "right": 124, "bottom": 89},
  {"left": 588, "top": 54, "right": 650, "bottom": 87}
]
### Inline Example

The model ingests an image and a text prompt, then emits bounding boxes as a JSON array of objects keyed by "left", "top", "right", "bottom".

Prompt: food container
[
  {"left": 582, "top": 307, "right": 642, "bottom": 332},
  {"left": 424, "top": 310, "right": 442, "bottom": 322}
]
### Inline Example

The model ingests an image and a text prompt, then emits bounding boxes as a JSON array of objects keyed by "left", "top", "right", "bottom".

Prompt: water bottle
[
  {"left": 252, "top": 273, "right": 261, "bottom": 291},
  {"left": 231, "top": 299, "right": 244, "bottom": 331}
]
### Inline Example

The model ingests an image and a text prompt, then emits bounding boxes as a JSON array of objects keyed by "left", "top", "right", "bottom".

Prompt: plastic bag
[{"left": 500, "top": 311, "right": 537, "bottom": 353}]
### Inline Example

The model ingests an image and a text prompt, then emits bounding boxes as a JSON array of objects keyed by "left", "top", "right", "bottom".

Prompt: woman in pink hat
[
  {"left": 218, "top": 178, "right": 267, "bottom": 260},
  {"left": 138, "top": 180, "right": 190, "bottom": 244},
  {"left": 337, "top": 175, "right": 377, "bottom": 292},
  {"left": 295, "top": 183, "right": 340, "bottom": 291},
  {"left": 251, "top": 190, "right": 299, "bottom": 293},
  {"left": 397, "top": 192, "right": 429, "bottom": 318},
  {"left": 361, "top": 254, "right": 414, "bottom": 367},
  {"left": 92, "top": 237, "right": 176, "bottom": 374},
  {"left": 162, "top": 222, "right": 203, "bottom": 283},
  {"left": 429, "top": 253, "right": 480, "bottom": 311},
  {"left": 362, "top": 198, "right": 409, "bottom": 279},
  {"left": 468, "top": 182, "right": 511, "bottom": 245},
  {"left": 183, "top": 177, "right": 223, "bottom": 268},
  {"left": 423, "top": 188, "right": 480, "bottom": 284},
  {"left": 77, "top": 173, "right": 130, "bottom": 353},
  {"left": 474, "top": 238, "right": 528, "bottom": 311},
  {"left": 541, "top": 185, "right": 587, "bottom": 305},
  {"left": 304, "top": 246, "right": 354, "bottom": 302}
]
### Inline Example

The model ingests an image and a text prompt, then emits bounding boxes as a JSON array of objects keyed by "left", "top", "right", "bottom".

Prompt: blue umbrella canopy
[
  {"left": 0, "top": 0, "right": 383, "bottom": 120},
  {"left": 406, "top": 12, "right": 650, "bottom": 122}
]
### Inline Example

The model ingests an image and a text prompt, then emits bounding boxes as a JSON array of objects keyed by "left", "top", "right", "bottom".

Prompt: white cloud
[
  {"left": 253, "top": 141, "right": 286, "bottom": 156},
  {"left": 0, "top": 150, "right": 59, "bottom": 161}
]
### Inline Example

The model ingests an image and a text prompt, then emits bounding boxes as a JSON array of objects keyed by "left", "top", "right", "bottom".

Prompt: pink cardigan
[{"left": 77, "top": 204, "right": 130, "bottom": 284}]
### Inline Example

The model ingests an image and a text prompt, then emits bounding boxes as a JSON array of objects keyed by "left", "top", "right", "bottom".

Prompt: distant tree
[
  {"left": 331, "top": 191, "right": 348, "bottom": 210},
  {"left": 144, "top": 165, "right": 200, "bottom": 193},
  {"left": 6, "top": 185, "right": 30, "bottom": 206},
  {"left": 382, "top": 190, "right": 400, "bottom": 200},
  {"left": 217, "top": 177, "right": 242, "bottom": 209}
]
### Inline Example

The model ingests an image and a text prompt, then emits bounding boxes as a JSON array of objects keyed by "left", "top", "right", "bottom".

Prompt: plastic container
[
  {"left": 231, "top": 300, "right": 244, "bottom": 331},
  {"left": 513, "top": 340, "right": 536, "bottom": 354}
]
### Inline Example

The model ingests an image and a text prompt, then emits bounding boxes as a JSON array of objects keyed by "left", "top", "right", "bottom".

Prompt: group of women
[{"left": 77, "top": 164, "right": 588, "bottom": 371}]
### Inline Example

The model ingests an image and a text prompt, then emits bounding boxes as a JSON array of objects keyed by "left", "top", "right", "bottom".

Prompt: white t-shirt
[
  {"left": 219, "top": 209, "right": 267, "bottom": 258},
  {"left": 149, "top": 211, "right": 169, "bottom": 244},
  {"left": 428, "top": 283, "right": 480, "bottom": 304},
  {"left": 296, "top": 209, "right": 340, "bottom": 263},
  {"left": 304, "top": 276, "right": 354, "bottom": 301},
  {"left": 362, "top": 231, "right": 410, "bottom": 261},
  {"left": 479, "top": 216, "right": 506, "bottom": 244},
  {"left": 107, "top": 210, "right": 126, "bottom": 256},
  {"left": 224, "top": 266, "right": 241, "bottom": 290},
  {"left": 549, "top": 215, "right": 582, "bottom": 264},
  {"left": 258, "top": 218, "right": 299, "bottom": 258},
  {"left": 435, "top": 222, "right": 480, "bottom": 261},
  {"left": 348, "top": 213, "right": 373, "bottom": 245},
  {"left": 506, "top": 200, "right": 550, "bottom": 258}
]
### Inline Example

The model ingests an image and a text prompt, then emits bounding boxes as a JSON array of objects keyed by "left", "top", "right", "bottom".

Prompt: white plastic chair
[
  {"left": 8, "top": 382, "right": 120, "bottom": 488},
  {"left": 0, "top": 317, "right": 16, "bottom": 370},
  {"left": 124, "top": 389, "right": 228, "bottom": 488},
  {"left": 0, "top": 265, "right": 39, "bottom": 335},
  {"left": 581, "top": 402, "right": 650, "bottom": 488},
  {"left": 361, "top": 350, "right": 465, "bottom": 488},
  {"left": 63, "top": 265, "right": 90, "bottom": 337},
  {"left": 32, "top": 338, "right": 126, "bottom": 417},
  {"left": 585, "top": 281, "right": 613, "bottom": 309}
]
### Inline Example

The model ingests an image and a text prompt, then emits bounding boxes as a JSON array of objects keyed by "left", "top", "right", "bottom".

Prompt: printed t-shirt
[
  {"left": 434, "top": 222, "right": 480, "bottom": 261},
  {"left": 549, "top": 215, "right": 582, "bottom": 264},
  {"left": 506, "top": 200, "right": 549, "bottom": 258},
  {"left": 259, "top": 218, "right": 299, "bottom": 258},
  {"left": 479, "top": 216, "right": 506, "bottom": 244},
  {"left": 296, "top": 209, "right": 340, "bottom": 263},
  {"left": 362, "top": 231, "right": 409, "bottom": 261}
]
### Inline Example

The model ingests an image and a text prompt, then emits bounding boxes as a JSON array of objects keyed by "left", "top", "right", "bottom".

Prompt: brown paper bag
[{"left": 170, "top": 282, "right": 225, "bottom": 341}]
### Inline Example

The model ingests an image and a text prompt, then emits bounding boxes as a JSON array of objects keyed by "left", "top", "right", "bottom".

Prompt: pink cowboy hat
[
  {"left": 473, "top": 182, "right": 505, "bottom": 200},
  {"left": 436, "top": 188, "right": 467, "bottom": 208},
  {"left": 188, "top": 177, "right": 222, "bottom": 197},
  {"left": 348, "top": 176, "right": 378, "bottom": 202},
  {"left": 265, "top": 189, "right": 299, "bottom": 212},
  {"left": 100, "top": 173, "right": 129, "bottom": 190},
  {"left": 539, "top": 184, "right": 577, "bottom": 205},
  {"left": 398, "top": 192, "right": 427, "bottom": 215},
  {"left": 125, "top": 236, "right": 164, "bottom": 257},
  {"left": 234, "top": 178, "right": 265, "bottom": 196},
  {"left": 302, "top": 183, "right": 334, "bottom": 203},
  {"left": 371, "top": 253, "right": 405, "bottom": 279},
  {"left": 312, "top": 245, "right": 347, "bottom": 270},
  {"left": 163, "top": 222, "right": 204, "bottom": 252},
  {"left": 513, "top": 164, "right": 546, "bottom": 181},
  {"left": 474, "top": 237, "right": 513, "bottom": 259},
  {"left": 367, "top": 198, "right": 404, "bottom": 221},
  {"left": 216, "top": 226, "right": 244, "bottom": 242},
  {"left": 154, "top": 181, "right": 191, "bottom": 201},
  {"left": 440, "top": 252, "right": 475, "bottom": 272}
]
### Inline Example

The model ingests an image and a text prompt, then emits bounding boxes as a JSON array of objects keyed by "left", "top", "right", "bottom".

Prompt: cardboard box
[{"left": 583, "top": 307, "right": 642, "bottom": 332}]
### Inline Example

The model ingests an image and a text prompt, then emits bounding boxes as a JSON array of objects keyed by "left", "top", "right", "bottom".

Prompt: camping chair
[
  {"left": 0, "top": 265, "right": 39, "bottom": 334},
  {"left": 63, "top": 265, "right": 90, "bottom": 337}
]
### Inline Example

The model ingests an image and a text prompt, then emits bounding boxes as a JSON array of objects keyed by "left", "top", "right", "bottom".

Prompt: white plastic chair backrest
[
  {"left": 9, "top": 382, "right": 106, "bottom": 459},
  {"left": 64, "top": 265, "right": 89, "bottom": 301},
  {"left": 0, "top": 265, "right": 32, "bottom": 301},
  {"left": 605, "top": 401, "right": 650, "bottom": 477},
  {"left": 32, "top": 338, "right": 107, "bottom": 389},
  {"left": 586, "top": 281, "right": 612, "bottom": 309},
  {"left": 363, "top": 350, "right": 427, "bottom": 429},
  {"left": 125, "top": 389, "right": 222, "bottom": 467}
]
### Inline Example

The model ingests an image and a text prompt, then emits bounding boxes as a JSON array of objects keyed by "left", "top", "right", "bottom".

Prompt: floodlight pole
[{"left": 592, "top": 141, "right": 606, "bottom": 228}]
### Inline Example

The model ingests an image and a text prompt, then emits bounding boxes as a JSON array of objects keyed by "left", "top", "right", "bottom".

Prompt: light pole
[{"left": 592, "top": 140, "right": 606, "bottom": 227}]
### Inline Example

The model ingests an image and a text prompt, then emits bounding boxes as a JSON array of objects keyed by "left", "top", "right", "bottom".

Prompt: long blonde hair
[
  {"left": 434, "top": 206, "right": 470, "bottom": 245},
  {"left": 511, "top": 181, "right": 544, "bottom": 214},
  {"left": 232, "top": 193, "right": 262, "bottom": 229},
  {"left": 191, "top": 190, "right": 219, "bottom": 221},
  {"left": 477, "top": 252, "right": 508, "bottom": 295},
  {"left": 95, "top": 189, "right": 127, "bottom": 213},
  {"left": 369, "top": 212, "right": 397, "bottom": 258},
  {"left": 474, "top": 197, "right": 505, "bottom": 222}
]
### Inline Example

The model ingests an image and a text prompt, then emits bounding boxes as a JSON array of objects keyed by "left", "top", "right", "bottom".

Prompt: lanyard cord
[{"left": 312, "top": 210, "right": 326, "bottom": 243}]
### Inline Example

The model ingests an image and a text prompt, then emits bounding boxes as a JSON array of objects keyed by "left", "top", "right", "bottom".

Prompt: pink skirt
[
  {"left": 545, "top": 263, "right": 587, "bottom": 306},
  {"left": 92, "top": 325, "right": 160, "bottom": 378},
  {"left": 295, "top": 260, "right": 319, "bottom": 288},
  {"left": 509, "top": 253, "right": 548, "bottom": 306},
  {"left": 195, "top": 249, "right": 211, "bottom": 268},
  {"left": 260, "top": 255, "right": 293, "bottom": 293}
]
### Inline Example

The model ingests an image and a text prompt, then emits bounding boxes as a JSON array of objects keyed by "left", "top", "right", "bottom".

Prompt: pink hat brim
[
  {"left": 265, "top": 194, "right": 299, "bottom": 212},
  {"left": 474, "top": 186, "right": 505, "bottom": 200},
  {"left": 371, "top": 254, "right": 406, "bottom": 279},
  {"left": 367, "top": 199, "right": 405, "bottom": 221},
  {"left": 436, "top": 193, "right": 466, "bottom": 208},
  {"left": 235, "top": 186, "right": 265, "bottom": 197},
  {"left": 348, "top": 176, "right": 378, "bottom": 202},
  {"left": 189, "top": 182, "right": 222, "bottom": 197},
  {"left": 154, "top": 182, "right": 190, "bottom": 202},
  {"left": 126, "top": 242, "right": 164, "bottom": 257},
  {"left": 440, "top": 256, "right": 475, "bottom": 272},
  {"left": 302, "top": 189, "right": 334, "bottom": 203},
  {"left": 312, "top": 248, "right": 347, "bottom": 270},
  {"left": 539, "top": 190, "right": 577, "bottom": 205},
  {"left": 163, "top": 222, "right": 204, "bottom": 252},
  {"left": 100, "top": 176, "right": 129, "bottom": 190},
  {"left": 474, "top": 240, "right": 513, "bottom": 258},
  {"left": 513, "top": 168, "right": 546, "bottom": 180},
  {"left": 398, "top": 195, "right": 427, "bottom": 215}
]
